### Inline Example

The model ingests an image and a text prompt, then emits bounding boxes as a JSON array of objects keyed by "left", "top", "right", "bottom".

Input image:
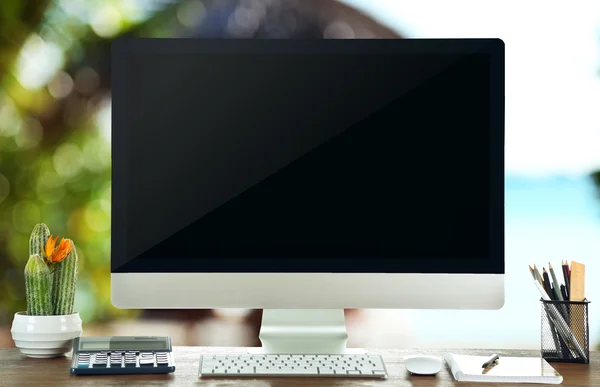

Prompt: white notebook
[{"left": 444, "top": 353, "right": 563, "bottom": 384}]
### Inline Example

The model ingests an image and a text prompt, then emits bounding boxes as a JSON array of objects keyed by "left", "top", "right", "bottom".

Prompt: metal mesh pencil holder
[{"left": 541, "top": 299, "right": 590, "bottom": 363}]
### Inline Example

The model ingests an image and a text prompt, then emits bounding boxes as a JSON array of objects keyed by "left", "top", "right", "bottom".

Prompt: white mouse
[{"left": 404, "top": 355, "right": 443, "bottom": 375}]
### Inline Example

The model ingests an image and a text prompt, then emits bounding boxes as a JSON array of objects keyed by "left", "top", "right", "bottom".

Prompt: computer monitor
[{"left": 111, "top": 38, "right": 504, "bottom": 354}]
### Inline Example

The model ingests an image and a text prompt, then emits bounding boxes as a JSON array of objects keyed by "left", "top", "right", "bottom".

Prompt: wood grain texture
[{"left": 0, "top": 347, "right": 597, "bottom": 387}]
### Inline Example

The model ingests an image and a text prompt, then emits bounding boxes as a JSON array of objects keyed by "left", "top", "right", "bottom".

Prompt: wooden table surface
[{"left": 0, "top": 347, "right": 597, "bottom": 387}]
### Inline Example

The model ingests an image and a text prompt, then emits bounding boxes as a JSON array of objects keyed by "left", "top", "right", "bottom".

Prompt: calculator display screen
[{"left": 80, "top": 338, "right": 167, "bottom": 350}]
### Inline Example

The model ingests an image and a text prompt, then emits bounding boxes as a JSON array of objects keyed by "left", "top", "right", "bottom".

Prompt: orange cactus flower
[{"left": 45, "top": 235, "right": 73, "bottom": 263}]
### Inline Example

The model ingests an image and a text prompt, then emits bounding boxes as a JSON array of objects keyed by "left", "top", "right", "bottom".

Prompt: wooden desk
[{"left": 0, "top": 347, "right": 597, "bottom": 386}]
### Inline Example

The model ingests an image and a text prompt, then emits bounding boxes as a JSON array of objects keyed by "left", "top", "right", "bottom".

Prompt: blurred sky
[
  {"left": 337, "top": 0, "right": 600, "bottom": 349},
  {"left": 342, "top": 0, "right": 600, "bottom": 178}
]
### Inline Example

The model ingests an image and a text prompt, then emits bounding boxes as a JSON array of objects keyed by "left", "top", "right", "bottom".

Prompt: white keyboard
[{"left": 199, "top": 353, "right": 388, "bottom": 378}]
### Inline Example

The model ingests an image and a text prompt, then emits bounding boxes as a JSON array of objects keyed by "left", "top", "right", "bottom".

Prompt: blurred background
[{"left": 1, "top": 0, "right": 599, "bottom": 350}]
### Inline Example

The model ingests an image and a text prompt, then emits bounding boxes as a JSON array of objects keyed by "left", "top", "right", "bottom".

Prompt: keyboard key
[
  {"left": 319, "top": 368, "right": 336, "bottom": 375},
  {"left": 295, "top": 367, "right": 319, "bottom": 374}
]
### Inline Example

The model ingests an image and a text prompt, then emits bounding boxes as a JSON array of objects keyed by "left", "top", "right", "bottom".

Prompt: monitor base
[{"left": 257, "top": 309, "right": 351, "bottom": 354}]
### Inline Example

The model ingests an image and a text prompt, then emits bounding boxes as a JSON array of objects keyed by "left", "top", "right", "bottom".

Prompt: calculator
[{"left": 70, "top": 336, "right": 175, "bottom": 375}]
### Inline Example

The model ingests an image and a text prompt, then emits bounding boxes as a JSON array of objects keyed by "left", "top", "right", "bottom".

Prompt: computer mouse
[{"left": 404, "top": 355, "right": 443, "bottom": 375}]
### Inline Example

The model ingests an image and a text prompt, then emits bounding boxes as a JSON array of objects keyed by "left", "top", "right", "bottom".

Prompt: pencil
[
  {"left": 548, "top": 263, "right": 563, "bottom": 301},
  {"left": 528, "top": 265, "right": 536, "bottom": 281},
  {"left": 533, "top": 264, "right": 544, "bottom": 288}
]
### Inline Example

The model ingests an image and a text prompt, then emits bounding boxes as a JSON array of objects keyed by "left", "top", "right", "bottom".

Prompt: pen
[
  {"left": 481, "top": 354, "right": 499, "bottom": 368},
  {"left": 561, "top": 261, "right": 570, "bottom": 299},
  {"left": 542, "top": 268, "right": 554, "bottom": 300},
  {"left": 560, "top": 284, "right": 568, "bottom": 301}
]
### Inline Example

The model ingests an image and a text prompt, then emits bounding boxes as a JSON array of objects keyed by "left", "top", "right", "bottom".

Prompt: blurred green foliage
[
  {"left": 0, "top": 0, "right": 398, "bottom": 326},
  {"left": 0, "top": 0, "right": 184, "bottom": 324}
]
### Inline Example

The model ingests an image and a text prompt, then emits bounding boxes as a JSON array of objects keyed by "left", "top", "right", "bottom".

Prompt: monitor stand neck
[{"left": 257, "top": 309, "right": 348, "bottom": 354}]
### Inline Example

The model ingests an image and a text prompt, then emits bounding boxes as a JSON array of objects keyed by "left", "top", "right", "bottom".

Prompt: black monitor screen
[{"left": 111, "top": 39, "right": 504, "bottom": 274}]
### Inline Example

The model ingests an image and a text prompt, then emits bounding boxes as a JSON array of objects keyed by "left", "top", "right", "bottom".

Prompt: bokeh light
[
  {"left": 120, "top": 0, "right": 152, "bottom": 23},
  {"left": 95, "top": 98, "right": 112, "bottom": 144},
  {"left": 84, "top": 200, "right": 111, "bottom": 232},
  {"left": 0, "top": 100, "right": 22, "bottom": 137},
  {"left": 58, "top": 0, "right": 89, "bottom": 24},
  {"left": 15, "top": 35, "right": 64, "bottom": 90},
  {"left": 36, "top": 168, "right": 66, "bottom": 204},
  {"left": 83, "top": 136, "right": 111, "bottom": 172},
  {"left": 176, "top": 0, "right": 206, "bottom": 27},
  {"left": 90, "top": 4, "right": 124, "bottom": 38},
  {"left": 74, "top": 67, "right": 100, "bottom": 95},
  {"left": 48, "top": 71, "right": 74, "bottom": 99},
  {"left": 11, "top": 200, "right": 41, "bottom": 234},
  {"left": 53, "top": 143, "right": 83, "bottom": 178},
  {"left": 14, "top": 118, "right": 43, "bottom": 150}
]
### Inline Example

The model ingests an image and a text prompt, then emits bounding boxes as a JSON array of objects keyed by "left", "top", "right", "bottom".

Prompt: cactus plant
[
  {"left": 51, "top": 240, "right": 78, "bottom": 315},
  {"left": 24, "top": 223, "right": 79, "bottom": 316},
  {"left": 24, "top": 254, "right": 53, "bottom": 315},
  {"left": 29, "top": 223, "right": 50, "bottom": 260}
]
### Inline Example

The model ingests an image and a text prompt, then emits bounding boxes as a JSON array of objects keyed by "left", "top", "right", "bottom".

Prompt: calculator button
[
  {"left": 140, "top": 352, "right": 153, "bottom": 357},
  {"left": 92, "top": 358, "right": 108, "bottom": 368},
  {"left": 156, "top": 354, "right": 169, "bottom": 366},
  {"left": 139, "top": 358, "right": 155, "bottom": 367},
  {"left": 77, "top": 354, "right": 90, "bottom": 367},
  {"left": 110, "top": 355, "right": 123, "bottom": 366}
]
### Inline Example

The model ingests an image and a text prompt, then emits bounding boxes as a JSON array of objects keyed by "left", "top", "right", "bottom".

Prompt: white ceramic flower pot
[{"left": 10, "top": 311, "right": 83, "bottom": 358}]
